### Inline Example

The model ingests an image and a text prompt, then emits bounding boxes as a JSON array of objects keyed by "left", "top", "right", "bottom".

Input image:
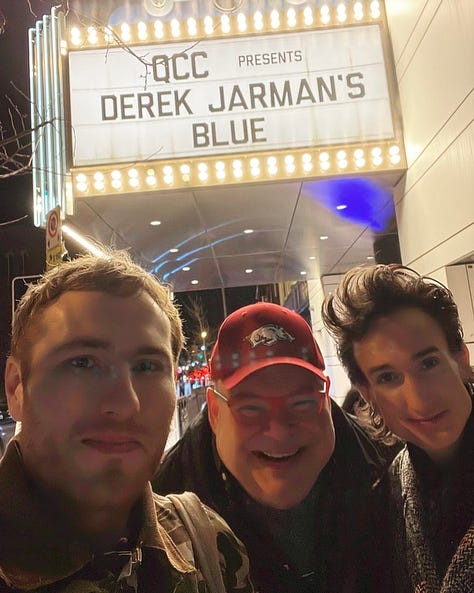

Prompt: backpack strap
[{"left": 167, "top": 492, "right": 226, "bottom": 593}]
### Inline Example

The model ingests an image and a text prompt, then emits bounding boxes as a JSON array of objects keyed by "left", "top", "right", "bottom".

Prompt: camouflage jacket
[{"left": 0, "top": 440, "right": 254, "bottom": 593}]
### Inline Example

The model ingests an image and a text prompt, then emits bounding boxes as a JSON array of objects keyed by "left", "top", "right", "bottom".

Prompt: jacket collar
[{"left": 0, "top": 439, "right": 192, "bottom": 590}]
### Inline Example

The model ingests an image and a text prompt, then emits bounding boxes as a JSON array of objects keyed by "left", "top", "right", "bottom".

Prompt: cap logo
[{"left": 245, "top": 324, "right": 295, "bottom": 348}]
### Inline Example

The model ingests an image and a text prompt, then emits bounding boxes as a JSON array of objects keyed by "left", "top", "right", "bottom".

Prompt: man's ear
[
  {"left": 5, "top": 357, "right": 25, "bottom": 422},
  {"left": 455, "top": 343, "right": 473, "bottom": 382},
  {"left": 206, "top": 387, "right": 220, "bottom": 434}
]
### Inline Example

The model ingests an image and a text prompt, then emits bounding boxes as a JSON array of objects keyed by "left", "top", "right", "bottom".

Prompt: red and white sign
[{"left": 46, "top": 206, "right": 61, "bottom": 250}]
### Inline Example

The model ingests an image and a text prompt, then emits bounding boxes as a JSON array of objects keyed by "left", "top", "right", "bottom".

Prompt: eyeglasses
[{"left": 210, "top": 377, "right": 329, "bottom": 427}]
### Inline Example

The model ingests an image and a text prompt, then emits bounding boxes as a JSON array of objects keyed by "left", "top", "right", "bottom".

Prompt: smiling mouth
[
  {"left": 409, "top": 410, "right": 448, "bottom": 424},
  {"left": 253, "top": 449, "right": 302, "bottom": 462}
]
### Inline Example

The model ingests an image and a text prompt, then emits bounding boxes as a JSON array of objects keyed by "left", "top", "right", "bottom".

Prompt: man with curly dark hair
[{"left": 322, "top": 263, "right": 474, "bottom": 593}]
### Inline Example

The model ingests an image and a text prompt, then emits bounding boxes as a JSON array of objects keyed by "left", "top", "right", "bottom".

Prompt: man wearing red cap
[{"left": 153, "top": 302, "right": 389, "bottom": 593}]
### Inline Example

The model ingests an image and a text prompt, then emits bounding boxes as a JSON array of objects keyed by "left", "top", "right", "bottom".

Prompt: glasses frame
[{"left": 209, "top": 375, "right": 330, "bottom": 425}]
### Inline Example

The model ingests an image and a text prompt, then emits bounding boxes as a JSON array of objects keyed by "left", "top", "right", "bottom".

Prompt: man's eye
[
  {"left": 376, "top": 372, "right": 399, "bottom": 385},
  {"left": 422, "top": 356, "right": 440, "bottom": 370},
  {"left": 132, "top": 360, "right": 159, "bottom": 374},
  {"left": 235, "top": 404, "right": 266, "bottom": 417},
  {"left": 290, "top": 398, "right": 318, "bottom": 412},
  {"left": 70, "top": 357, "right": 95, "bottom": 369}
]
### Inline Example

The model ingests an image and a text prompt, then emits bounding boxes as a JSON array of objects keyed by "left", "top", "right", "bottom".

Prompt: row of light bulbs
[
  {"left": 69, "top": 2, "right": 381, "bottom": 48},
  {"left": 73, "top": 143, "right": 403, "bottom": 196}
]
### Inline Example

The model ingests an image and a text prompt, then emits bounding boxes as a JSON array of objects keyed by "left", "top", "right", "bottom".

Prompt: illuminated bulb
[
  {"left": 336, "top": 150, "right": 346, "bottom": 160},
  {"left": 390, "top": 154, "right": 401, "bottom": 165},
  {"left": 187, "top": 18, "right": 197, "bottom": 35},
  {"left": 300, "top": 271, "right": 307, "bottom": 276},
  {"left": 320, "top": 5, "right": 330, "bottom": 24},
  {"left": 371, "top": 147, "right": 382, "bottom": 157},
  {"left": 182, "top": 266, "right": 190, "bottom": 271},
  {"left": 354, "top": 148, "right": 364, "bottom": 159},
  {"left": 137, "top": 21, "right": 148, "bottom": 40},
  {"left": 370, "top": 1, "right": 381, "bottom": 18},
  {"left": 93, "top": 171, "right": 103, "bottom": 182},
  {"left": 372, "top": 156, "right": 383, "bottom": 166},
  {"left": 170, "top": 248, "right": 178, "bottom": 253},
  {"left": 237, "top": 13, "right": 247, "bottom": 32},
  {"left": 128, "top": 168, "right": 138, "bottom": 178},
  {"left": 146, "top": 175, "right": 156, "bottom": 186},
  {"left": 104, "top": 29, "right": 114, "bottom": 43},
  {"left": 354, "top": 2, "right": 364, "bottom": 20},
  {"left": 336, "top": 204, "right": 347, "bottom": 210},
  {"left": 302, "top": 153, "right": 312, "bottom": 163},
  {"left": 320, "top": 235, "right": 328, "bottom": 240},
  {"left": 338, "top": 159, "right": 348, "bottom": 169},
  {"left": 93, "top": 180, "right": 104, "bottom": 191},
  {"left": 198, "top": 171, "right": 208, "bottom": 182},
  {"left": 355, "top": 158, "right": 366, "bottom": 168},
  {"left": 111, "top": 179, "right": 122, "bottom": 190},
  {"left": 120, "top": 23, "right": 131, "bottom": 42},
  {"left": 233, "top": 168, "right": 243, "bottom": 179},
  {"left": 251, "top": 166, "right": 261, "bottom": 177},
  {"left": 270, "top": 10, "right": 280, "bottom": 29},
  {"left": 244, "top": 229, "right": 253, "bottom": 234},
  {"left": 287, "top": 8, "right": 297, "bottom": 27},
  {"left": 77, "top": 182, "right": 87, "bottom": 192},
  {"left": 163, "top": 165, "right": 173, "bottom": 175},
  {"left": 76, "top": 173, "right": 87, "bottom": 183},
  {"left": 191, "top": 280, "right": 199, "bottom": 285},
  {"left": 321, "top": 161, "right": 330, "bottom": 171},
  {"left": 170, "top": 19, "right": 181, "bottom": 38},
  {"left": 337, "top": 3, "right": 347, "bottom": 22},
  {"left": 204, "top": 16, "right": 214, "bottom": 35},
  {"left": 268, "top": 164, "right": 278, "bottom": 175},
  {"left": 154, "top": 20, "right": 164, "bottom": 39},
  {"left": 254, "top": 11, "right": 264, "bottom": 31},
  {"left": 267, "top": 156, "right": 277, "bottom": 166},
  {"left": 216, "top": 170, "right": 226, "bottom": 180},
  {"left": 111, "top": 169, "right": 121, "bottom": 180},
  {"left": 250, "top": 157, "right": 260, "bottom": 167},
  {"left": 309, "top": 256, "right": 316, "bottom": 260},
  {"left": 389, "top": 145, "right": 400, "bottom": 155},
  {"left": 319, "top": 152, "right": 329, "bottom": 162},
  {"left": 304, "top": 7, "right": 314, "bottom": 25},
  {"left": 164, "top": 174, "right": 173, "bottom": 185},
  {"left": 215, "top": 161, "right": 225, "bottom": 171},
  {"left": 221, "top": 15, "right": 231, "bottom": 33},
  {"left": 302, "top": 161, "right": 313, "bottom": 172},
  {"left": 245, "top": 269, "right": 253, "bottom": 273},
  {"left": 198, "top": 162, "right": 208, "bottom": 172},
  {"left": 129, "top": 177, "right": 139, "bottom": 188},
  {"left": 150, "top": 220, "right": 161, "bottom": 226}
]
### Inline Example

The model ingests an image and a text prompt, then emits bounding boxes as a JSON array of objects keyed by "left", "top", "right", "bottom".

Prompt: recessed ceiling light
[
  {"left": 367, "top": 256, "right": 374, "bottom": 260},
  {"left": 320, "top": 235, "right": 329, "bottom": 240},
  {"left": 300, "top": 270, "right": 307, "bottom": 275},
  {"left": 169, "top": 248, "right": 178, "bottom": 253},
  {"left": 191, "top": 279, "right": 199, "bottom": 285},
  {"left": 245, "top": 268, "right": 253, "bottom": 273},
  {"left": 336, "top": 204, "right": 347, "bottom": 210},
  {"left": 309, "top": 256, "right": 316, "bottom": 260},
  {"left": 243, "top": 229, "right": 254, "bottom": 234},
  {"left": 150, "top": 220, "right": 161, "bottom": 226},
  {"left": 182, "top": 266, "right": 190, "bottom": 271}
]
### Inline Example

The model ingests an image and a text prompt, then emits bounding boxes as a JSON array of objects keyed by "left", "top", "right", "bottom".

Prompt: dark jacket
[{"left": 153, "top": 402, "right": 392, "bottom": 593}]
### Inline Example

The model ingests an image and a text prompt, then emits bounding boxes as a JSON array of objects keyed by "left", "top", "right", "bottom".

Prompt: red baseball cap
[{"left": 209, "top": 302, "right": 326, "bottom": 390}]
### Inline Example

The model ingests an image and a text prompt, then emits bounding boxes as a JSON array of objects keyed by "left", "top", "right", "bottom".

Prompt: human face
[
  {"left": 5, "top": 291, "right": 176, "bottom": 520},
  {"left": 207, "top": 365, "right": 334, "bottom": 509},
  {"left": 354, "top": 307, "right": 472, "bottom": 464}
]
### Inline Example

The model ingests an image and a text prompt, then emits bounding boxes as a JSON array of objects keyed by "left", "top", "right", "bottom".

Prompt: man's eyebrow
[
  {"left": 366, "top": 346, "right": 441, "bottom": 376},
  {"left": 49, "top": 337, "right": 110, "bottom": 356}
]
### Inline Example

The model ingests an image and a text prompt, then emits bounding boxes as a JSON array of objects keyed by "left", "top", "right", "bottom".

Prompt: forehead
[
  {"left": 354, "top": 307, "right": 449, "bottom": 366},
  {"left": 31, "top": 290, "right": 172, "bottom": 355}
]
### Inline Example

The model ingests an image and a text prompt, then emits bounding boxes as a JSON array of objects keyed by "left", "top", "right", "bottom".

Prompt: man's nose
[
  {"left": 99, "top": 366, "right": 141, "bottom": 417},
  {"left": 404, "top": 374, "right": 431, "bottom": 412},
  {"left": 261, "top": 409, "right": 296, "bottom": 438}
]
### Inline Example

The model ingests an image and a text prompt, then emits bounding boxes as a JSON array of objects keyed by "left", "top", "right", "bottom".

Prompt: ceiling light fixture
[{"left": 150, "top": 220, "right": 161, "bottom": 226}]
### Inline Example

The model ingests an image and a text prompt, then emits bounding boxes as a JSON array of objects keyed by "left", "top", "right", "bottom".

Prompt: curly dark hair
[{"left": 321, "top": 264, "right": 464, "bottom": 442}]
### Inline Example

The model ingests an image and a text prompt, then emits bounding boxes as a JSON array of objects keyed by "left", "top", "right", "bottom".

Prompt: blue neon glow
[{"left": 305, "top": 177, "right": 394, "bottom": 231}]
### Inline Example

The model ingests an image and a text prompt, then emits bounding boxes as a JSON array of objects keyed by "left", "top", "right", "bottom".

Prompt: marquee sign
[{"left": 68, "top": 25, "right": 394, "bottom": 166}]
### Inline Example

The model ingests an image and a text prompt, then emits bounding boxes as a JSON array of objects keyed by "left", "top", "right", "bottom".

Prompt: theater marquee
[
  {"left": 69, "top": 25, "right": 393, "bottom": 166},
  {"left": 29, "top": 3, "right": 406, "bottom": 216}
]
